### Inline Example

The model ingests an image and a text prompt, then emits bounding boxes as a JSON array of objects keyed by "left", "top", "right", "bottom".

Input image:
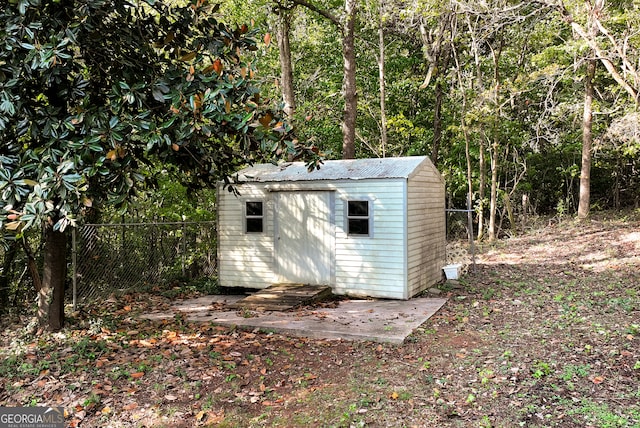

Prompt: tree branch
[
  {"left": 289, "top": 0, "right": 342, "bottom": 29},
  {"left": 595, "top": 19, "right": 640, "bottom": 89},
  {"left": 537, "top": 0, "right": 639, "bottom": 103}
]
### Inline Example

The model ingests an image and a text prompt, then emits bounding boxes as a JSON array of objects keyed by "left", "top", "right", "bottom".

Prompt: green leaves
[
  {"left": 0, "top": 168, "right": 32, "bottom": 204},
  {"left": 0, "top": 0, "right": 306, "bottom": 235},
  {"left": 0, "top": 101, "right": 15, "bottom": 116}
]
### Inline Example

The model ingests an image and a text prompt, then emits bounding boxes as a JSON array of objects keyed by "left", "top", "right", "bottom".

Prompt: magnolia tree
[{"left": 0, "top": 0, "right": 319, "bottom": 330}]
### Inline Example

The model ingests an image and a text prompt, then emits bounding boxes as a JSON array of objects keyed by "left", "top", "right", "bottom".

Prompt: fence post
[
  {"left": 72, "top": 227, "right": 77, "bottom": 311},
  {"left": 181, "top": 220, "right": 187, "bottom": 277},
  {"left": 467, "top": 194, "right": 476, "bottom": 270}
]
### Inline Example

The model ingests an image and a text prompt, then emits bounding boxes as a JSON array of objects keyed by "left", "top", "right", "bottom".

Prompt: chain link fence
[
  {"left": 445, "top": 208, "right": 476, "bottom": 275},
  {"left": 70, "top": 221, "right": 217, "bottom": 305}
]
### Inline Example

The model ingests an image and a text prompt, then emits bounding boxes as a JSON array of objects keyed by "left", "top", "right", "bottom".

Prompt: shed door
[{"left": 275, "top": 191, "right": 334, "bottom": 284}]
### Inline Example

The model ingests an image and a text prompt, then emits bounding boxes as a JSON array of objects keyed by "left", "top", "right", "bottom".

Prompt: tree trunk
[
  {"left": 277, "top": 7, "right": 296, "bottom": 119},
  {"left": 341, "top": 0, "right": 357, "bottom": 159},
  {"left": 488, "top": 137, "right": 499, "bottom": 241},
  {"left": 377, "top": 1, "right": 387, "bottom": 158},
  {"left": 431, "top": 79, "right": 444, "bottom": 166},
  {"left": 464, "top": 122, "right": 474, "bottom": 246},
  {"left": 419, "top": 13, "right": 451, "bottom": 167},
  {"left": 42, "top": 227, "right": 68, "bottom": 331},
  {"left": 22, "top": 237, "right": 45, "bottom": 321},
  {"left": 504, "top": 191, "right": 515, "bottom": 234},
  {"left": 0, "top": 240, "right": 19, "bottom": 313},
  {"left": 465, "top": 15, "right": 486, "bottom": 241},
  {"left": 578, "top": 57, "right": 596, "bottom": 220},
  {"left": 477, "top": 140, "right": 486, "bottom": 241},
  {"left": 488, "top": 41, "right": 503, "bottom": 242},
  {"left": 289, "top": 0, "right": 358, "bottom": 159}
]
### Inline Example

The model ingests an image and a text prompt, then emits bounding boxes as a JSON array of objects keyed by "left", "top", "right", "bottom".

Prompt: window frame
[
  {"left": 244, "top": 200, "right": 264, "bottom": 234},
  {"left": 346, "top": 199, "right": 373, "bottom": 237}
]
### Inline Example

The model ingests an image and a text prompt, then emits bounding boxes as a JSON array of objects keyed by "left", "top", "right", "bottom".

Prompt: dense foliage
[
  {"left": 0, "top": 0, "right": 313, "bottom": 235},
  {"left": 245, "top": 0, "right": 640, "bottom": 218}
]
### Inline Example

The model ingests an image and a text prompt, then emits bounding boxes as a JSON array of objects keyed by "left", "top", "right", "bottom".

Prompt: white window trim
[
  {"left": 345, "top": 199, "right": 373, "bottom": 237},
  {"left": 244, "top": 200, "right": 264, "bottom": 234}
]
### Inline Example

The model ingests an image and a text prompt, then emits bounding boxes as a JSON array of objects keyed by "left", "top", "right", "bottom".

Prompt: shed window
[
  {"left": 347, "top": 200, "right": 370, "bottom": 236},
  {"left": 245, "top": 201, "right": 264, "bottom": 233}
]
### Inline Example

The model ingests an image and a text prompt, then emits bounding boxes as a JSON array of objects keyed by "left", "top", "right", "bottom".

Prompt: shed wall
[
  {"left": 332, "top": 179, "right": 407, "bottom": 299},
  {"left": 217, "top": 184, "right": 276, "bottom": 289},
  {"left": 406, "top": 162, "right": 446, "bottom": 297},
  {"left": 218, "top": 178, "right": 409, "bottom": 299}
]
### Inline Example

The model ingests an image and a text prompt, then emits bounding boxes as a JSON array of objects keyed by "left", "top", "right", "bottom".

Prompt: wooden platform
[{"left": 227, "top": 283, "right": 333, "bottom": 311}]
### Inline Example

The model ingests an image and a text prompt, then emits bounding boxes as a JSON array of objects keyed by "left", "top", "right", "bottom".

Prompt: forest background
[{"left": 222, "top": 0, "right": 640, "bottom": 232}]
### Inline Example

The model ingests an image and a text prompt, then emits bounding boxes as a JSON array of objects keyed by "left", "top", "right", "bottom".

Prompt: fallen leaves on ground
[{"left": 0, "top": 213, "right": 639, "bottom": 427}]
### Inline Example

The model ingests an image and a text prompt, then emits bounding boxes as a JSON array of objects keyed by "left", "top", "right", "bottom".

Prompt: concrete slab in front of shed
[
  {"left": 226, "top": 283, "right": 333, "bottom": 311},
  {"left": 142, "top": 295, "right": 448, "bottom": 344}
]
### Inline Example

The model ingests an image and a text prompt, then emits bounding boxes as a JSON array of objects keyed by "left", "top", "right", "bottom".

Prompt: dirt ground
[{"left": 1, "top": 212, "right": 639, "bottom": 427}]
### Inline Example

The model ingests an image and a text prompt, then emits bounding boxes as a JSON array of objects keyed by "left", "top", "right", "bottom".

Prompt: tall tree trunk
[
  {"left": 488, "top": 41, "right": 503, "bottom": 242},
  {"left": 577, "top": 1, "right": 600, "bottom": 219},
  {"left": 452, "top": 36, "right": 475, "bottom": 247},
  {"left": 342, "top": 0, "right": 357, "bottom": 159},
  {"left": 418, "top": 12, "right": 451, "bottom": 166},
  {"left": 465, "top": 14, "right": 485, "bottom": 240},
  {"left": 42, "top": 227, "right": 68, "bottom": 331},
  {"left": 289, "top": 0, "right": 358, "bottom": 159},
  {"left": 488, "top": 136, "right": 499, "bottom": 241},
  {"left": 277, "top": 6, "right": 296, "bottom": 119},
  {"left": 477, "top": 140, "right": 486, "bottom": 241},
  {"left": 377, "top": 1, "right": 387, "bottom": 158},
  {"left": 578, "top": 57, "right": 595, "bottom": 219}
]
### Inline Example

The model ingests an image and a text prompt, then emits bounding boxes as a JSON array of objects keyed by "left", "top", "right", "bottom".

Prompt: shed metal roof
[{"left": 236, "top": 156, "right": 428, "bottom": 183}]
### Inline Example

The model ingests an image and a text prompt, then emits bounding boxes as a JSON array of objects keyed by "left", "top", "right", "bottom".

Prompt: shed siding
[
  {"left": 332, "top": 178, "right": 407, "bottom": 299},
  {"left": 217, "top": 184, "right": 276, "bottom": 289},
  {"left": 406, "top": 162, "right": 446, "bottom": 297}
]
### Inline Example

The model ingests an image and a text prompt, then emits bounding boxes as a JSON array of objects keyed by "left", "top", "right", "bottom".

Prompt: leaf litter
[{"left": 0, "top": 213, "right": 639, "bottom": 427}]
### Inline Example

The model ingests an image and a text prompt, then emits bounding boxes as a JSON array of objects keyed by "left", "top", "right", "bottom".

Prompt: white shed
[{"left": 217, "top": 156, "right": 446, "bottom": 299}]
